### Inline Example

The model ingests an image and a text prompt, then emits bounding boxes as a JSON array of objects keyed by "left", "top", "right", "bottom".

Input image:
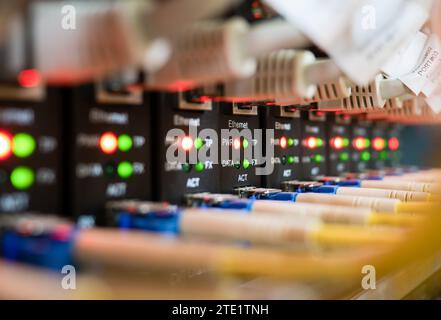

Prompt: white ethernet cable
[
  {"left": 146, "top": 0, "right": 241, "bottom": 38},
  {"left": 289, "top": 60, "right": 352, "bottom": 105},
  {"left": 147, "top": 17, "right": 256, "bottom": 90},
  {"left": 317, "top": 76, "right": 413, "bottom": 113},
  {"left": 365, "top": 97, "right": 404, "bottom": 120},
  {"left": 363, "top": 79, "right": 416, "bottom": 119},
  {"left": 276, "top": 73, "right": 352, "bottom": 106},
  {"left": 143, "top": 0, "right": 241, "bottom": 71},
  {"left": 244, "top": 18, "right": 311, "bottom": 57},
  {"left": 31, "top": 0, "right": 239, "bottom": 84},
  {"left": 147, "top": 7, "right": 430, "bottom": 99},
  {"left": 218, "top": 50, "right": 345, "bottom": 103},
  {"left": 147, "top": 18, "right": 319, "bottom": 90},
  {"left": 385, "top": 97, "right": 441, "bottom": 124},
  {"left": 33, "top": 1, "right": 155, "bottom": 84}
]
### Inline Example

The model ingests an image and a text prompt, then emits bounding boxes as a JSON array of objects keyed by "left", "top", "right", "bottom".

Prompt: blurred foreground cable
[
  {"left": 0, "top": 259, "right": 107, "bottom": 299},
  {"left": 0, "top": 213, "right": 406, "bottom": 281},
  {"left": 106, "top": 201, "right": 407, "bottom": 247}
]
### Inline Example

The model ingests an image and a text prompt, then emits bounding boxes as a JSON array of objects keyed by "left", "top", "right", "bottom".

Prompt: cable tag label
[
  {"left": 264, "top": 0, "right": 429, "bottom": 85},
  {"left": 399, "top": 34, "right": 441, "bottom": 95},
  {"left": 382, "top": 31, "right": 428, "bottom": 81}
]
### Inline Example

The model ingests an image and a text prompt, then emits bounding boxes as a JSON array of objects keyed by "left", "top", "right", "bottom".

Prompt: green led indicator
[
  {"left": 104, "top": 163, "right": 116, "bottom": 177},
  {"left": 287, "top": 155, "right": 295, "bottom": 165},
  {"left": 379, "top": 151, "right": 388, "bottom": 161},
  {"left": 194, "top": 137, "right": 204, "bottom": 150},
  {"left": 242, "top": 138, "right": 249, "bottom": 149},
  {"left": 181, "top": 163, "right": 191, "bottom": 173},
  {"left": 195, "top": 161, "right": 204, "bottom": 172},
  {"left": 313, "top": 154, "right": 323, "bottom": 163},
  {"left": 117, "top": 161, "right": 134, "bottom": 179},
  {"left": 118, "top": 134, "right": 133, "bottom": 152},
  {"left": 361, "top": 151, "right": 371, "bottom": 162},
  {"left": 13, "top": 133, "right": 36, "bottom": 158},
  {"left": 288, "top": 138, "right": 295, "bottom": 147},
  {"left": 339, "top": 152, "right": 349, "bottom": 162},
  {"left": 316, "top": 138, "right": 324, "bottom": 148},
  {"left": 243, "top": 159, "right": 251, "bottom": 169},
  {"left": 10, "top": 166, "right": 35, "bottom": 190},
  {"left": 281, "top": 156, "right": 287, "bottom": 165},
  {"left": 342, "top": 138, "right": 350, "bottom": 148},
  {"left": 364, "top": 138, "right": 371, "bottom": 148}
]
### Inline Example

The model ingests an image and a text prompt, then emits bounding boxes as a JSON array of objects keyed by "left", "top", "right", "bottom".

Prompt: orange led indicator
[
  {"left": 331, "top": 136, "right": 344, "bottom": 150},
  {"left": 304, "top": 137, "right": 318, "bottom": 149},
  {"left": 99, "top": 132, "right": 118, "bottom": 154},
  {"left": 353, "top": 137, "right": 366, "bottom": 151},
  {"left": 373, "top": 137, "right": 386, "bottom": 151}
]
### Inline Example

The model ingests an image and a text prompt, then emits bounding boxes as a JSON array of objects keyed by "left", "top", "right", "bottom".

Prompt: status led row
[
  {"left": 281, "top": 155, "right": 297, "bottom": 165},
  {"left": 330, "top": 136, "right": 350, "bottom": 150},
  {"left": 180, "top": 136, "right": 208, "bottom": 152},
  {"left": 279, "top": 136, "right": 296, "bottom": 149},
  {"left": 103, "top": 161, "right": 135, "bottom": 179},
  {"left": 100, "top": 132, "right": 133, "bottom": 154},
  {"left": 182, "top": 162, "right": 205, "bottom": 173},
  {"left": 0, "top": 166, "right": 35, "bottom": 190},
  {"left": 353, "top": 137, "right": 371, "bottom": 151},
  {"left": 0, "top": 131, "right": 36, "bottom": 160},
  {"left": 353, "top": 137, "right": 400, "bottom": 152},
  {"left": 303, "top": 137, "right": 324, "bottom": 149},
  {"left": 372, "top": 137, "right": 400, "bottom": 151}
]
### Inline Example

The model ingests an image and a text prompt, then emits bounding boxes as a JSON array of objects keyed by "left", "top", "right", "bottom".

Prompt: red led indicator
[
  {"left": 18, "top": 69, "right": 41, "bottom": 88},
  {"left": 197, "top": 96, "right": 211, "bottom": 103},
  {"left": 388, "top": 137, "right": 400, "bottom": 151},
  {"left": 331, "top": 136, "right": 344, "bottom": 150},
  {"left": 0, "top": 131, "right": 12, "bottom": 160},
  {"left": 353, "top": 137, "right": 366, "bottom": 151},
  {"left": 373, "top": 137, "right": 386, "bottom": 151},
  {"left": 233, "top": 138, "right": 241, "bottom": 150},
  {"left": 280, "top": 136, "right": 287, "bottom": 149},
  {"left": 181, "top": 136, "right": 194, "bottom": 152},
  {"left": 99, "top": 132, "right": 118, "bottom": 154}
]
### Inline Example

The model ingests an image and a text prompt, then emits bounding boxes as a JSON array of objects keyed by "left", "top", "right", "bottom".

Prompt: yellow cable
[
  {"left": 368, "top": 212, "right": 423, "bottom": 226},
  {"left": 396, "top": 202, "right": 441, "bottom": 214},
  {"left": 310, "top": 224, "right": 404, "bottom": 247}
]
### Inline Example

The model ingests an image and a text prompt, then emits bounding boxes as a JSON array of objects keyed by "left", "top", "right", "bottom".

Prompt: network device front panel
[
  {"left": 350, "top": 120, "right": 372, "bottom": 173},
  {"left": 218, "top": 102, "right": 262, "bottom": 193},
  {"left": 0, "top": 74, "right": 408, "bottom": 224},
  {"left": 65, "top": 84, "right": 151, "bottom": 223},
  {"left": 371, "top": 123, "right": 389, "bottom": 170},
  {"left": 0, "top": 84, "right": 62, "bottom": 214},
  {"left": 300, "top": 111, "right": 327, "bottom": 179},
  {"left": 150, "top": 91, "right": 219, "bottom": 204},
  {"left": 261, "top": 105, "right": 301, "bottom": 188},
  {"left": 386, "top": 125, "right": 402, "bottom": 168},
  {"left": 327, "top": 114, "right": 352, "bottom": 176}
]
